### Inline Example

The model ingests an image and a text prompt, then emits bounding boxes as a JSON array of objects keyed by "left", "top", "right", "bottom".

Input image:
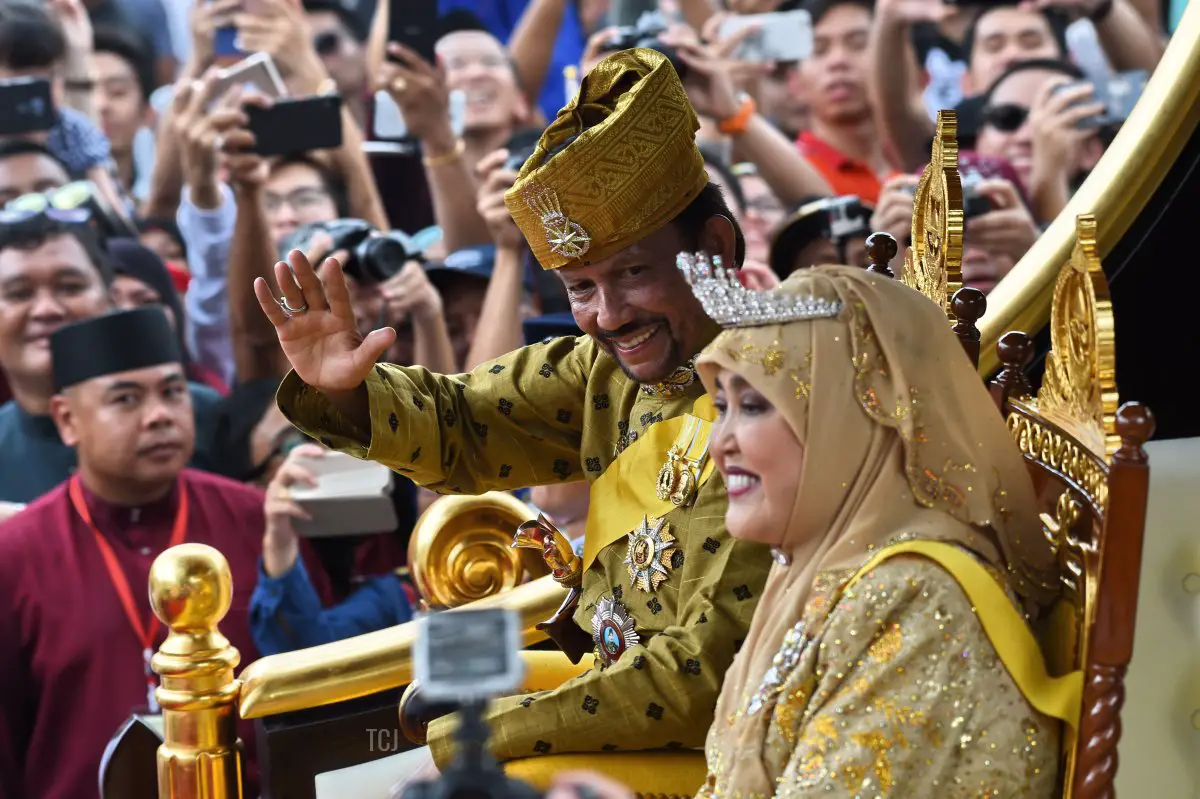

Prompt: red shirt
[
  {"left": 796, "top": 132, "right": 900, "bottom": 205},
  {"left": 0, "top": 470, "right": 269, "bottom": 799}
]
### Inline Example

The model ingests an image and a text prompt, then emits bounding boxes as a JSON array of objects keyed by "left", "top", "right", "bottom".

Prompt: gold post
[{"left": 149, "top": 543, "right": 244, "bottom": 799}]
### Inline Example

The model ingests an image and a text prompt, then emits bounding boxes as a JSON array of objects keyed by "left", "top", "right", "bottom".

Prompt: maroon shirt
[{"left": 0, "top": 469, "right": 270, "bottom": 799}]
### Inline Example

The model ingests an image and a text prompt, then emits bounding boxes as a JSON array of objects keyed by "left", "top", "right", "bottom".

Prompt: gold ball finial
[{"left": 149, "top": 543, "right": 232, "bottom": 633}]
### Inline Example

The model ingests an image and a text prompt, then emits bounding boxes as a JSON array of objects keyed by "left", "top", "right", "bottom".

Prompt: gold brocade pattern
[
  {"left": 274, "top": 334, "right": 771, "bottom": 766},
  {"left": 506, "top": 49, "right": 708, "bottom": 270},
  {"left": 701, "top": 557, "right": 1059, "bottom": 799}
]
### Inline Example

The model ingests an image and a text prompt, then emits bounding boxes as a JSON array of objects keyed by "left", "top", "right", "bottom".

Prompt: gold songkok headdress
[{"left": 505, "top": 48, "right": 709, "bottom": 271}]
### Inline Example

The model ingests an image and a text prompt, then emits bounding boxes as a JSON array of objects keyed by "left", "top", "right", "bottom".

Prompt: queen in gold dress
[{"left": 682, "top": 260, "right": 1064, "bottom": 798}]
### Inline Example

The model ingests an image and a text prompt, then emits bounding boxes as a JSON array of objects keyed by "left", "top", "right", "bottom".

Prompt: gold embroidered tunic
[
  {"left": 700, "top": 556, "right": 1059, "bottom": 799},
  {"left": 276, "top": 335, "right": 772, "bottom": 765}
]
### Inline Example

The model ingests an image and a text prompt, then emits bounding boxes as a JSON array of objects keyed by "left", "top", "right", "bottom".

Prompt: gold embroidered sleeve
[
  {"left": 775, "top": 557, "right": 1059, "bottom": 798},
  {"left": 275, "top": 337, "right": 597, "bottom": 492}
]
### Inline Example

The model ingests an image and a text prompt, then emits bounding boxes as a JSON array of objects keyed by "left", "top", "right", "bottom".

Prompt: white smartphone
[
  {"left": 374, "top": 88, "right": 467, "bottom": 141},
  {"left": 209, "top": 52, "right": 287, "bottom": 106},
  {"left": 719, "top": 10, "right": 814, "bottom": 63}
]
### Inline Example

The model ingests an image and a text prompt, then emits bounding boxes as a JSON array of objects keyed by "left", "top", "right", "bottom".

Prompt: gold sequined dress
[
  {"left": 700, "top": 553, "right": 1059, "bottom": 799},
  {"left": 277, "top": 336, "right": 772, "bottom": 766}
]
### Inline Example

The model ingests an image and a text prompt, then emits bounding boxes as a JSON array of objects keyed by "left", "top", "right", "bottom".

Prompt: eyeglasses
[
  {"left": 980, "top": 103, "right": 1029, "bottom": 133},
  {"left": 0, "top": 206, "right": 92, "bottom": 225},
  {"left": 262, "top": 187, "right": 333, "bottom": 214}
]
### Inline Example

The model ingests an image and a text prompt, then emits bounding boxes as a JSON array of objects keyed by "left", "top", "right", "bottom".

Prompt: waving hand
[{"left": 255, "top": 250, "right": 397, "bottom": 394}]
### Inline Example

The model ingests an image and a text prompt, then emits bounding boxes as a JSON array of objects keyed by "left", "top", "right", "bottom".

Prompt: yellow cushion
[{"left": 504, "top": 751, "right": 707, "bottom": 797}]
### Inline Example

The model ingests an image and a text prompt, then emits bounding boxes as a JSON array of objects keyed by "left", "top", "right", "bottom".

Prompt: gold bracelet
[{"left": 422, "top": 138, "right": 466, "bottom": 168}]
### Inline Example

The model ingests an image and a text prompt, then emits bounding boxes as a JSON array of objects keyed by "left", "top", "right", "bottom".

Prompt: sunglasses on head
[
  {"left": 0, "top": 206, "right": 92, "bottom": 225},
  {"left": 980, "top": 103, "right": 1029, "bottom": 133},
  {"left": 6, "top": 181, "right": 98, "bottom": 213}
]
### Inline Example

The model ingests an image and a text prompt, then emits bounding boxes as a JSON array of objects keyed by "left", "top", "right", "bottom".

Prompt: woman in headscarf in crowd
[
  {"left": 684, "top": 262, "right": 1064, "bottom": 796},
  {"left": 106, "top": 238, "right": 228, "bottom": 394}
]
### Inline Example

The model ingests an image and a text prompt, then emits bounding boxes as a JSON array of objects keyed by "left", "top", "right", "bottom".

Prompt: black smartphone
[
  {"left": 0, "top": 77, "right": 56, "bottom": 136},
  {"left": 246, "top": 95, "right": 343, "bottom": 156},
  {"left": 388, "top": 0, "right": 439, "bottom": 64}
]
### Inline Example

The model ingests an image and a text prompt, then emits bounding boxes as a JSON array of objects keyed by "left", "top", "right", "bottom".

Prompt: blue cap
[
  {"left": 522, "top": 312, "right": 582, "bottom": 346},
  {"left": 424, "top": 244, "right": 496, "bottom": 282}
]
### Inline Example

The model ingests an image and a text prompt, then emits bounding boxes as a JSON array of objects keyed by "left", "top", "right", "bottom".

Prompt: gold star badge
[{"left": 624, "top": 515, "right": 677, "bottom": 592}]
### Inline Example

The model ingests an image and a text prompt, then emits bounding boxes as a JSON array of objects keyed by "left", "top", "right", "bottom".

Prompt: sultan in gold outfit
[
  {"left": 681, "top": 261, "right": 1064, "bottom": 797},
  {"left": 276, "top": 49, "right": 771, "bottom": 767}
]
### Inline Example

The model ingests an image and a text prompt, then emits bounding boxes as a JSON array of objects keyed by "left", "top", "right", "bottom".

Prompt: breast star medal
[
  {"left": 624, "top": 515, "right": 677, "bottom": 592},
  {"left": 592, "top": 595, "right": 640, "bottom": 666}
]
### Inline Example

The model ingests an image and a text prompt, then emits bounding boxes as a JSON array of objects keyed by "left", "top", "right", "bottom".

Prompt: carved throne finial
[
  {"left": 1037, "top": 214, "right": 1119, "bottom": 458},
  {"left": 902, "top": 109, "right": 964, "bottom": 319}
]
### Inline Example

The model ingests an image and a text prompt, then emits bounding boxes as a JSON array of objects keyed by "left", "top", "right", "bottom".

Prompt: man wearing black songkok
[
  {"left": 0, "top": 307, "right": 279, "bottom": 799},
  {"left": 0, "top": 215, "right": 222, "bottom": 504}
]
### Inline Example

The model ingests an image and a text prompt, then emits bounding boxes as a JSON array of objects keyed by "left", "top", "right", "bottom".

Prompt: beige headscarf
[{"left": 695, "top": 265, "right": 1056, "bottom": 796}]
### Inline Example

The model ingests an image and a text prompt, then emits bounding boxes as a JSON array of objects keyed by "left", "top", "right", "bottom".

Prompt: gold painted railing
[
  {"left": 237, "top": 575, "right": 562, "bottom": 719},
  {"left": 978, "top": 0, "right": 1200, "bottom": 374}
]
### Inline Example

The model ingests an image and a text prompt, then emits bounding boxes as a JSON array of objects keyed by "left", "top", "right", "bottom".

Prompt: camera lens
[{"left": 359, "top": 236, "right": 409, "bottom": 282}]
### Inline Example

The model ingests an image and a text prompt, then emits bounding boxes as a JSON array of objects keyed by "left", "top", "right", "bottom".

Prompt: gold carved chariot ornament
[
  {"left": 1006, "top": 213, "right": 1120, "bottom": 519},
  {"left": 902, "top": 109, "right": 964, "bottom": 318},
  {"left": 1036, "top": 214, "right": 1119, "bottom": 459}
]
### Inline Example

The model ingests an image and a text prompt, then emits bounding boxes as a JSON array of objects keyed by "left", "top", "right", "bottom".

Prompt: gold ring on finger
[{"left": 392, "top": 76, "right": 408, "bottom": 94}]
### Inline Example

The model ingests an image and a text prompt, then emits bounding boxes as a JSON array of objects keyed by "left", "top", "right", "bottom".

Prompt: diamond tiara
[{"left": 676, "top": 252, "right": 843, "bottom": 328}]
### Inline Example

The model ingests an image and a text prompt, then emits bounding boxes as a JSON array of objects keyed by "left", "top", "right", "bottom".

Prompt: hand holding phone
[
  {"left": 718, "top": 10, "right": 814, "bottom": 62},
  {"left": 387, "top": 0, "right": 439, "bottom": 64},
  {"left": 0, "top": 78, "right": 55, "bottom": 136},
  {"left": 1047, "top": 71, "right": 1147, "bottom": 130},
  {"left": 209, "top": 52, "right": 287, "bottom": 108},
  {"left": 246, "top": 94, "right": 343, "bottom": 156}
]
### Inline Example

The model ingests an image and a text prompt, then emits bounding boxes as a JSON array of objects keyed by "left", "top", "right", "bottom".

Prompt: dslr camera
[
  {"left": 599, "top": 11, "right": 688, "bottom": 80},
  {"left": 283, "top": 219, "right": 438, "bottom": 284},
  {"left": 402, "top": 609, "right": 541, "bottom": 799}
]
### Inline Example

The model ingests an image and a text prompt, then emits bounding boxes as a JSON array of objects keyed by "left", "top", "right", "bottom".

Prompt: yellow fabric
[
  {"left": 505, "top": 48, "right": 708, "bottom": 270},
  {"left": 694, "top": 266, "right": 1056, "bottom": 798},
  {"left": 583, "top": 394, "right": 717, "bottom": 570},
  {"left": 505, "top": 751, "right": 707, "bottom": 795},
  {"left": 521, "top": 651, "right": 596, "bottom": 692},
  {"left": 843, "top": 540, "right": 1083, "bottom": 728}
]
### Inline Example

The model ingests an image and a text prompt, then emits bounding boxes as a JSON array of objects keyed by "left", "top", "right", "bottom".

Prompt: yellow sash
[
  {"left": 583, "top": 395, "right": 718, "bottom": 570},
  {"left": 844, "top": 540, "right": 1083, "bottom": 728}
]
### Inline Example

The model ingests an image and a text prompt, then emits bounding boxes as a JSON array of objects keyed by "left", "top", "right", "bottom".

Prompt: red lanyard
[{"left": 69, "top": 476, "right": 189, "bottom": 711}]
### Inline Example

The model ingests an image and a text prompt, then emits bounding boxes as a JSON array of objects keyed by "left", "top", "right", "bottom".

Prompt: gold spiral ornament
[
  {"left": 903, "top": 109, "right": 964, "bottom": 318},
  {"left": 408, "top": 492, "right": 549, "bottom": 608}
]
